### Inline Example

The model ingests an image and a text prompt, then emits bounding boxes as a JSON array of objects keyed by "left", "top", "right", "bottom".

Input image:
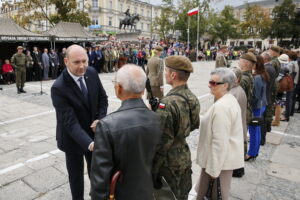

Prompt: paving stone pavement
[{"left": 0, "top": 61, "right": 299, "bottom": 200}]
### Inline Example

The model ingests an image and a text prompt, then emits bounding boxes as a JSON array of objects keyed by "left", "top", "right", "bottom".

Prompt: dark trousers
[
  {"left": 291, "top": 84, "right": 300, "bottom": 114},
  {"left": 285, "top": 89, "right": 294, "bottom": 119},
  {"left": 26, "top": 67, "right": 33, "bottom": 81},
  {"left": 33, "top": 65, "right": 42, "bottom": 81},
  {"left": 3, "top": 72, "right": 15, "bottom": 83},
  {"left": 65, "top": 151, "right": 92, "bottom": 200},
  {"left": 51, "top": 65, "right": 58, "bottom": 79}
]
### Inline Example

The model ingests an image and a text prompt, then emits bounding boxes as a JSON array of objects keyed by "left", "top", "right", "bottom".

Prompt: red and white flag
[{"left": 187, "top": 7, "right": 199, "bottom": 16}]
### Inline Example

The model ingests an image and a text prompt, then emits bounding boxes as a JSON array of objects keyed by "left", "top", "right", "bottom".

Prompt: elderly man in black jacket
[{"left": 90, "top": 64, "right": 162, "bottom": 200}]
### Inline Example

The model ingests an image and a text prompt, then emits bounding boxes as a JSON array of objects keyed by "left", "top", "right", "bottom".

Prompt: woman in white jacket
[{"left": 196, "top": 68, "right": 244, "bottom": 200}]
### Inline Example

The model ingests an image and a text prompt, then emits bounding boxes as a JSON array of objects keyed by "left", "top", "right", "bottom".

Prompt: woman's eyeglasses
[{"left": 209, "top": 81, "right": 224, "bottom": 86}]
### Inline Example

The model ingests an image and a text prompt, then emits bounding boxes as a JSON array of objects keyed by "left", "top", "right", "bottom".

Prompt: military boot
[
  {"left": 17, "top": 86, "right": 21, "bottom": 94},
  {"left": 20, "top": 87, "right": 26, "bottom": 93}
]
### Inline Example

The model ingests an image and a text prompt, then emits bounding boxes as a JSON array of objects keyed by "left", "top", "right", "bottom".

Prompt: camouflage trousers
[
  {"left": 15, "top": 67, "right": 26, "bottom": 87},
  {"left": 160, "top": 167, "right": 192, "bottom": 200}
]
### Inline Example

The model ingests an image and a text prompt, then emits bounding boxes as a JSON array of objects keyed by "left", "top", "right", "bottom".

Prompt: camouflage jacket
[
  {"left": 152, "top": 84, "right": 200, "bottom": 174},
  {"left": 240, "top": 70, "right": 254, "bottom": 123},
  {"left": 271, "top": 57, "right": 281, "bottom": 78}
]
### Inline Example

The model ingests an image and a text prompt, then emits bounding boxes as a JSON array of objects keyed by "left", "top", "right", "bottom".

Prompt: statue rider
[{"left": 124, "top": 9, "right": 131, "bottom": 24}]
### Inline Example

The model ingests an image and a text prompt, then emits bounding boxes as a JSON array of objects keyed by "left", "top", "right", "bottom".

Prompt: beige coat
[
  {"left": 196, "top": 93, "right": 244, "bottom": 177},
  {"left": 215, "top": 52, "right": 227, "bottom": 68},
  {"left": 229, "top": 85, "right": 247, "bottom": 142},
  {"left": 146, "top": 56, "right": 163, "bottom": 87}
]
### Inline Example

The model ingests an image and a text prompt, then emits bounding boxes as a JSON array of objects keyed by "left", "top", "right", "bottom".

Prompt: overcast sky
[{"left": 149, "top": 0, "right": 248, "bottom": 10}]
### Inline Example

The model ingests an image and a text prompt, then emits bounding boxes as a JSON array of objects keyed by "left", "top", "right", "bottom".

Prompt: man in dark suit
[
  {"left": 90, "top": 64, "right": 161, "bottom": 200},
  {"left": 87, "top": 47, "right": 97, "bottom": 69},
  {"left": 32, "top": 46, "right": 42, "bottom": 81},
  {"left": 51, "top": 45, "right": 108, "bottom": 200}
]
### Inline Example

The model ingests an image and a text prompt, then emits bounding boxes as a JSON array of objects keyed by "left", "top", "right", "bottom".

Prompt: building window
[
  {"left": 147, "top": 10, "right": 150, "bottom": 17},
  {"left": 120, "top": 3, "right": 123, "bottom": 12},
  {"left": 141, "top": 23, "right": 144, "bottom": 30},
  {"left": 147, "top": 24, "right": 150, "bottom": 31},
  {"left": 134, "top": 7, "right": 137, "bottom": 14},
  {"left": 92, "top": 17, "right": 98, "bottom": 25},
  {"left": 109, "top": 0, "right": 113, "bottom": 9},
  {"left": 92, "top": 0, "right": 98, "bottom": 8},
  {"left": 108, "top": 17, "right": 112, "bottom": 26},
  {"left": 141, "top": 9, "right": 144, "bottom": 16}
]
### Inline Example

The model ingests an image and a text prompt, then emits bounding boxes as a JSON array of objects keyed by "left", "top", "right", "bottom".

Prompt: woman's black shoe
[{"left": 245, "top": 155, "right": 257, "bottom": 162}]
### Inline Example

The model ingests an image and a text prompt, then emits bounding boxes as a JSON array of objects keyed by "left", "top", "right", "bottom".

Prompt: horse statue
[{"left": 119, "top": 14, "right": 140, "bottom": 32}]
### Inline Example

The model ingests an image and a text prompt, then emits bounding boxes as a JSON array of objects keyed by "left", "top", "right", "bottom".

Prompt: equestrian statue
[{"left": 119, "top": 9, "right": 140, "bottom": 32}]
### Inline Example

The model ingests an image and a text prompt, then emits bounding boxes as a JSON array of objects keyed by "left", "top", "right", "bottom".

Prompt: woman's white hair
[
  {"left": 210, "top": 67, "right": 236, "bottom": 91},
  {"left": 116, "top": 64, "right": 147, "bottom": 94}
]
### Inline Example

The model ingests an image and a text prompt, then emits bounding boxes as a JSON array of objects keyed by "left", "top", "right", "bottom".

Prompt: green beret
[
  {"left": 17, "top": 46, "right": 23, "bottom": 50},
  {"left": 270, "top": 45, "right": 280, "bottom": 53},
  {"left": 154, "top": 46, "right": 163, "bottom": 52},
  {"left": 240, "top": 52, "right": 257, "bottom": 63},
  {"left": 165, "top": 56, "right": 193, "bottom": 73}
]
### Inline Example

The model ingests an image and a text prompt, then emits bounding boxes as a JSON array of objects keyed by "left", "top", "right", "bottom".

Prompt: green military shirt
[
  {"left": 271, "top": 57, "right": 281, "bottom": 77},
  {"left": 11, "top": 53, "right": 26, "bottom": 69},
  {"left": 240, "top": 70, "right": 254, "bottom": 123},
  {"left": 152, "top": 84, "right": 200, "bottom": 174}
]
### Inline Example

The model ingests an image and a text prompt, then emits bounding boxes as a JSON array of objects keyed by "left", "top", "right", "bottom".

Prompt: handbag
[
  {"left": 203, "top": 177, "right": 222, "bottom": 200},
  {"left": 278, "top": 74, "right": 294, "bottom": 92}
]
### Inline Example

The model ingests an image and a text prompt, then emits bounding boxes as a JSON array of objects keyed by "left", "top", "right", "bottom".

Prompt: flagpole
[
  {"left": 188, "top": 16, "right": 190, "bottom": 50},
  {"left": 196, "top": 3, "right": 200, "bottom": 60}
]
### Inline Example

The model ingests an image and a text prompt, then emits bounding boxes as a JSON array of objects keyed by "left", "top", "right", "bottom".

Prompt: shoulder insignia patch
[{"left": 159, "top": 103, "right": 166, "bottom": 109}]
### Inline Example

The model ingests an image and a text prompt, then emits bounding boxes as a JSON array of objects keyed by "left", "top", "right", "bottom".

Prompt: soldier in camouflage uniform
[
  {"left": 11, "top": 46, "right": 28, "bottom": 94},
  {"left": 152, "top": 56, "right": 200, "bottom": 200},
  {"left": 239, "top": 53, "right": 256, "bottom": 166},
  {"left": 267, "top": 46, "right": 281, "bottom": 128}
]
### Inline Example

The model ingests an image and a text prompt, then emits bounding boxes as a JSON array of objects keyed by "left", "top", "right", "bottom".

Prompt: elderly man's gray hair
[
  {"left": 261, "top": 51, "right": 272, "bottom": 62},
  {"left": 211, "top": 67, "right": 236, "bottom": 91},
  {"left": 230, "top": 66, "right": 242, "bottom": 83},
  {"left": 116, "top": 64, "right": 147, "bottom": 94}
]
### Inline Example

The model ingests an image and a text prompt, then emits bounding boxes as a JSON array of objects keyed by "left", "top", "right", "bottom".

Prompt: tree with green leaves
[
  {"left": 13, "top": 0, "right": 91, "bottom": 31},
  {"left": 153, "top": 0, "right": 174, "bottom": 41},
  {"left": 207, "top": 6, "right": 239, "bottom": 44},
  {"left": 239, "top": 4, "right": 272, "bottom": 47},
  {"left": 270, "top": 0, "right": 297, "bottom": 46}
]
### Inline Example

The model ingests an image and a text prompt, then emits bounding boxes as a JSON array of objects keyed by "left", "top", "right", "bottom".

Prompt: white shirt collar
[{"left": 67, "top": 67, "right": 83, "bottom": 82}]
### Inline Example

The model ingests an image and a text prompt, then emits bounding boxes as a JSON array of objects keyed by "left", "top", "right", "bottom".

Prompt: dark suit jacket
[
  {"left": 51, "top": 67, "right": 108, "bottom": 154},
  {"left": 88, "top": 51, "right": 97, "bottom": 66},
  {"left": 90, "top": 98, "right": 161, "bottom": 200}
]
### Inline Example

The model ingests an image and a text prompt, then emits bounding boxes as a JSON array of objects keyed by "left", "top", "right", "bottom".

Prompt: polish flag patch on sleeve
[{"left": 159, "top": 103, "right": 166, "bottom": 109}]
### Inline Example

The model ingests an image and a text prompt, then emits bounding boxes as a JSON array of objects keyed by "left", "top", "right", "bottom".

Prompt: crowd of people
[{"left": 1, "top": 40, "right": 300, "bottom": 199}]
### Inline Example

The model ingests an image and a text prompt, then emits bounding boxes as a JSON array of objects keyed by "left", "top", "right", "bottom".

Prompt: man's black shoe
[
  {"left": 17, "top": 87, "right": 21, "bottom": 94},
  {"left": 20, "top": 87, "right": 26, "bottom": 93},
  {"left": 233, "top": 168, "right": 245, "bottom": 178}
]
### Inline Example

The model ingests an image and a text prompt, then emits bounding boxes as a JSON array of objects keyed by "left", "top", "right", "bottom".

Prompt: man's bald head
[
  {"left": 65, "top": 45, "right": 86, "bottom": 58},
  {"left": 64, "top": 45, "right": 88, "bottom": 76},
  {"left": 115, "top": 64, "right": 146, "bottom": 94}
]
